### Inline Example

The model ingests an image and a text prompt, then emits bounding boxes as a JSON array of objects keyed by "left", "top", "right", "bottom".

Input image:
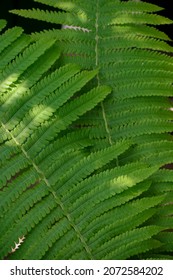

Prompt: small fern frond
[
  {"left": 0, "top": 34, "right": 31, "bottom": 72},
  {"left": 0, "top": 38, "right": 58, "bottom": 96},
  {"left": 11, "top": 9, "right": 86, "bottom": 27},
  {"left": 0, "top": 26, "right": 24, "bottom": 55},
  {"left": 0, "top": 19, "right": 7, "bottom": 32},
  {"left": 156, "top": 232, "right": 173, "bottom": 253}
]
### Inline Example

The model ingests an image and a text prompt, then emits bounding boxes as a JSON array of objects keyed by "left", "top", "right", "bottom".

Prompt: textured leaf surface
[{"left": 1, "top": 0, "right": 173, "bottom": 259}]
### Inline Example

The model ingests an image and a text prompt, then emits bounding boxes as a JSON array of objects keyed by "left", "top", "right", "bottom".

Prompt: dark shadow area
[
  {"left": 0, "top": 0, "right": 61, "bottom": 33},
  {"left": 142, "top": 0, "right": 173, "bottom": 41}
]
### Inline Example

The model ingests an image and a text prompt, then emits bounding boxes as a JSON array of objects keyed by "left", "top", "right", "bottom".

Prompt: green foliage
[{"left": 0, "top": 0, "right": 173, "bottom": 259}]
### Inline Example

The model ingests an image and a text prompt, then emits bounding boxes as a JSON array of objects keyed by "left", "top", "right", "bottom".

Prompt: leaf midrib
[
  {"left": 1, "top": 121, "right": 94, "bottom": 260},
  {"left": 95, "top": 0, "right": 117, "bottom": 164}
]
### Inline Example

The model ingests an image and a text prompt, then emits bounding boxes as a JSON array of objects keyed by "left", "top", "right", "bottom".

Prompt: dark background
[
  {"left": 144, "top": 0, "right": 173, "bottom": 40},
  {"left": 0, "top": 0, "right": 60, "bottom": 32},
  {"left": 0, "top": 0, "right": 172, "bottom": 39}
]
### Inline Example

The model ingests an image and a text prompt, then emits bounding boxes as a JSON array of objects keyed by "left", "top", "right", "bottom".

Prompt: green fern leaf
[
  {"left": 1, "top": 0, "right": 173, "bottom": 260},
  {"left": 0, "top": 19, "right": 7, "bottom": 32},
  {"left": 17, "top": 0, "right": 173, "bottom": 152}
]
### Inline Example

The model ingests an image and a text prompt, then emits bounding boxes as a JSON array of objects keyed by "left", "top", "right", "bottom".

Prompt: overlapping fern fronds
[
  {"left": 12, "top": 0, "right": 173, "bottom": 153},
  {"left": 0, "top": 0, "right": 173, "bottom": 259},
  {"left": 1, "top": 18, "right": 166, "bottom": 260}
]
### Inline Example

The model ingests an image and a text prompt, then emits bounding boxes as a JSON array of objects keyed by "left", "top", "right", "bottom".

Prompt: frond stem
[
  {"left": 1, "top": 121, "right": 94, "bottom": 260},
  {"left": 95, "top": 0, "right": 118, "bottom": 165}
]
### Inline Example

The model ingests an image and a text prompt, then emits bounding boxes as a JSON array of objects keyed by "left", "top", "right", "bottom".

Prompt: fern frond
[
  {"left": 0, "top": 27, "right": 23, "bottom": 55},
  {"left": 0, "top": 38, "right": 58, "bottom": 96},
  {"left": 1, "top": 162, "right": 161, "bottom": 260},
  {"left": 156, "top": 232, "right": 173, "bottom": 253},
  {"left": 2, "top": 0, "right": 173, "bottom": 260},
  {"left": 15, "top": 0, "right": 173, "bottom": 151},
  {"left": 103, "top": 24, "right": 171, "bottom": 41},
  {"left": 0, "top": 19, "right": 7, "bottom": 32},
  {"left": 153, "top": 167, "right": 173, "bottom": 180},
  {"left": 119, "top": 140, "right": 173, "bottom": 166},
  {"left": 95, "top": 226, "right": 163, "bottom": 260},
  {"left": 11, "top": 9, "right": 87, "bottom": 28},
  {"left": 1, "top": 23, "right": 146, "bottom": 260},
  {"left": 0, "top": 34, "right": 31, "bottom": 72},
  {"left": 108, "top": 12, "right": 172, "bottom": 26}
]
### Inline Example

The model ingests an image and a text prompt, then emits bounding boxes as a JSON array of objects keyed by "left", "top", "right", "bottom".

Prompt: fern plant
[
  {"left": 0, "top": 0, "right": 173, "bottom": 259},
  {"left": 12, "top": 0, "right": 173, "bottom": 153}
]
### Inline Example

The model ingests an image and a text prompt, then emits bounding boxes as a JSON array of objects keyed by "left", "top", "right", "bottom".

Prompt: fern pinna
[{"left": 0, "top": 0, "right": 173, "bottom": 259}]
